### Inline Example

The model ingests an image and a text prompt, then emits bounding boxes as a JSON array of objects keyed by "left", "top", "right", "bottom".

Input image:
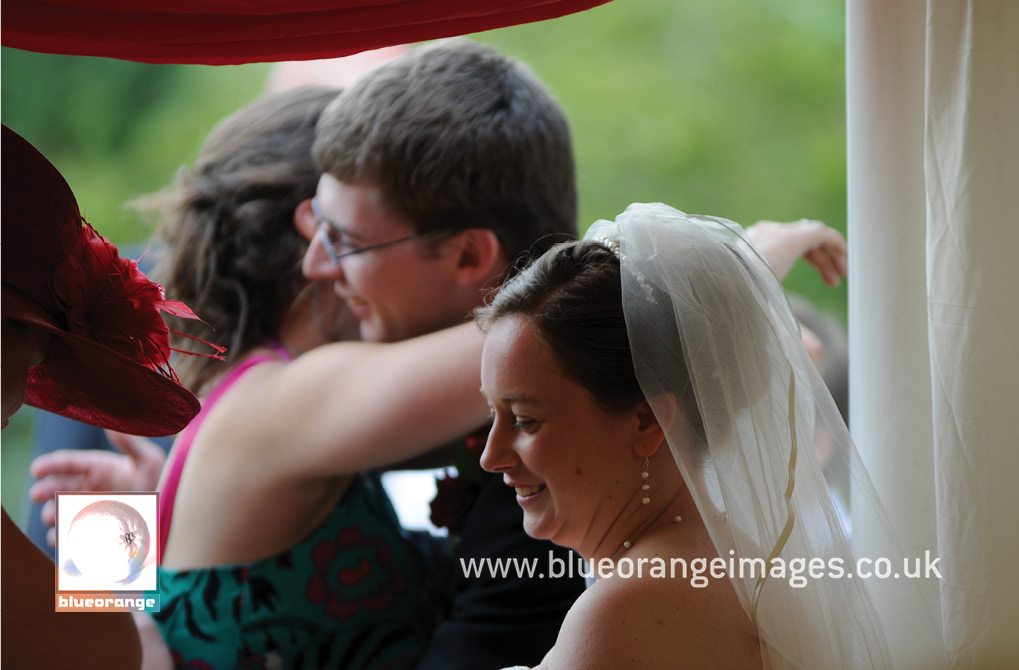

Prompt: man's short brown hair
[{"left": 313, "top": 38, "right": 577, "bottom": 270}]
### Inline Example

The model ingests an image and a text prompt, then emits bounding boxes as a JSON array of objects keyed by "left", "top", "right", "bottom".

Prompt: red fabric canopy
[{"left": 1, "top": 0, "right": 612, "bottom": 65}]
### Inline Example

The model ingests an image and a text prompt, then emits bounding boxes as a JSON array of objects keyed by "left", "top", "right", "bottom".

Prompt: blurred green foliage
[
  {"left": 1, "top": 50, "right": 272, "bottom": 244},
  {"left": 2, "top": 0, "right": 848, "bottom": 311},
  {"left": 1, "top": 0, "right": 848, "bottom": 520},
  {"left": 475, "top": 0, "right": 847, "bottom": 313}
]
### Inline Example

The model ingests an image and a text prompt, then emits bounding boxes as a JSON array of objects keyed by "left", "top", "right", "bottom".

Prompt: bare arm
[
  {"left": 226, "top": 320, "right": 489, "bottom": 479},
  {"left": 133, "top": 611, "right": 174, "bottom": 670},
  {"left": 746, "top": 219, "right": 848, "bottom": 285}
]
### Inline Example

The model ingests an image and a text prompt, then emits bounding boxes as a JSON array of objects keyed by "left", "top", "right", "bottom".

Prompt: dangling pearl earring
[{"left": 641, "top": 457, "right": 651, "bottom": 505}]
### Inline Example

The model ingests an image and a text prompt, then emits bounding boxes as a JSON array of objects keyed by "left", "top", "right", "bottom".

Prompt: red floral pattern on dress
[{"left": 305, "top": 527, "right": 406, "bottom": 620}]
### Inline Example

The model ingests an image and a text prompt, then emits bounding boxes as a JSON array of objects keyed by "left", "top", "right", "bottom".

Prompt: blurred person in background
[{"left": 21, "top": 46, "right": 410, "bottom": 560}]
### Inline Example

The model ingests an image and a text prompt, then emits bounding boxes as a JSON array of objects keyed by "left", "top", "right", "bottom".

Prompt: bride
[{"left": 477, "top": 203, "right": 935, "bottom": 668}]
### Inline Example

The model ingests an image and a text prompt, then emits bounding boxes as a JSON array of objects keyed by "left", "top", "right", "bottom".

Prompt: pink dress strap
[{"left": 158, "top": 344, "right": 293, "bottom": 557}]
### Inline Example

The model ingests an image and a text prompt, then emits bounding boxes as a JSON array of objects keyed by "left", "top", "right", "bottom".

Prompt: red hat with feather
[{"left": 2, "top": 125, "right": 206, "bottom": 436}]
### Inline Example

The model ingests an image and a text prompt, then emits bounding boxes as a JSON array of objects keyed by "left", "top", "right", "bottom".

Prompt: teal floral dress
[{"left": 153, "top": 474, "right": 437, "bottom": 669}]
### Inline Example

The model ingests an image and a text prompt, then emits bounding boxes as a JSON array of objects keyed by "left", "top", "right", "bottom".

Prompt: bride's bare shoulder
[{"left": 540, "top": 569, "right": 761, "bottom": 669}]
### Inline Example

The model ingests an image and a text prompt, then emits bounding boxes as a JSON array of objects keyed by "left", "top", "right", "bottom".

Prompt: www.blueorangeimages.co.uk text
[{"left": 461, "top": 550, "right": 941, "bottom": 589}]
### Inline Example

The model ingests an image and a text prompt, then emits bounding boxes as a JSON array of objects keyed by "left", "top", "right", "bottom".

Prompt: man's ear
[
  {"left": 633, "top": 400, "right": 666, "bottom": 458},
  {"left": 294, "top": 199, "right": 317, "bottom": 241},
  {"left": 451, "top": 228, "right": 506, "bottom": 288}
]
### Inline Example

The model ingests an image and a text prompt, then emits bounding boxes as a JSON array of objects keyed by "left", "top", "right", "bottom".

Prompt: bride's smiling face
[{"left": 479, "top": 315, "right": 643, "bottom": 552}]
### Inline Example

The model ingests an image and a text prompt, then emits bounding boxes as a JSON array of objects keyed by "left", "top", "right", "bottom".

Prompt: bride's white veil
[{"left": 586, "top": 203, "right": 939, "bottom": 668}]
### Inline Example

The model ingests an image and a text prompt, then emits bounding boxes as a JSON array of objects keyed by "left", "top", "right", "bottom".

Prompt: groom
[{"left": 300, "top": 39, "right": 584, "bottom": 668}]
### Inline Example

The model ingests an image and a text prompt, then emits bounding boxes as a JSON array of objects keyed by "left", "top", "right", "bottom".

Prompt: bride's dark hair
[
  {"left": 476, "top": 241, "right": 641, "bottom": 413},
  {"left": 475, "top": 238, "right": 701, "bottom": 427}
]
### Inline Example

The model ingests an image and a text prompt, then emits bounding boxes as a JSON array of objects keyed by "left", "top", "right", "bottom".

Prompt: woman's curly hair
[{"left": 141, "top": 86, "right": 340, "bottom": 393}]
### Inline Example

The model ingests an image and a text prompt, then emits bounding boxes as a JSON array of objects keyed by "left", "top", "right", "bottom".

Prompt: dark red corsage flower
[
  {"left": 427, "top": 425, "right": 490, "bottom": 535},
  {"left": 429, "top": 473, "right": 481, "bottom": 535}
]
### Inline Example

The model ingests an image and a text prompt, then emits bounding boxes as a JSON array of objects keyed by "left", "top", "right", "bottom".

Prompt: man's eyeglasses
[{"left": 311, "top": 197, "right": 446, "bottom": 265}]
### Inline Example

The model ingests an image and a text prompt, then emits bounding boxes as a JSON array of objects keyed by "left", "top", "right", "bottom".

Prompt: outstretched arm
[
  {"left": 746, "top": 219, "right": 848, "bottom": 285},
  {"left": 202, "top": 220, "right": 844, "bottom": 485},
  {"left": 224, "top": 320, "right": 489, "bottom": 480}
]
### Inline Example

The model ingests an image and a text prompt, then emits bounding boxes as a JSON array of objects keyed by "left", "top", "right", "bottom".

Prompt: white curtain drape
[{"left": 847, "top": 0, "right": 1019, "bottom": 666}]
